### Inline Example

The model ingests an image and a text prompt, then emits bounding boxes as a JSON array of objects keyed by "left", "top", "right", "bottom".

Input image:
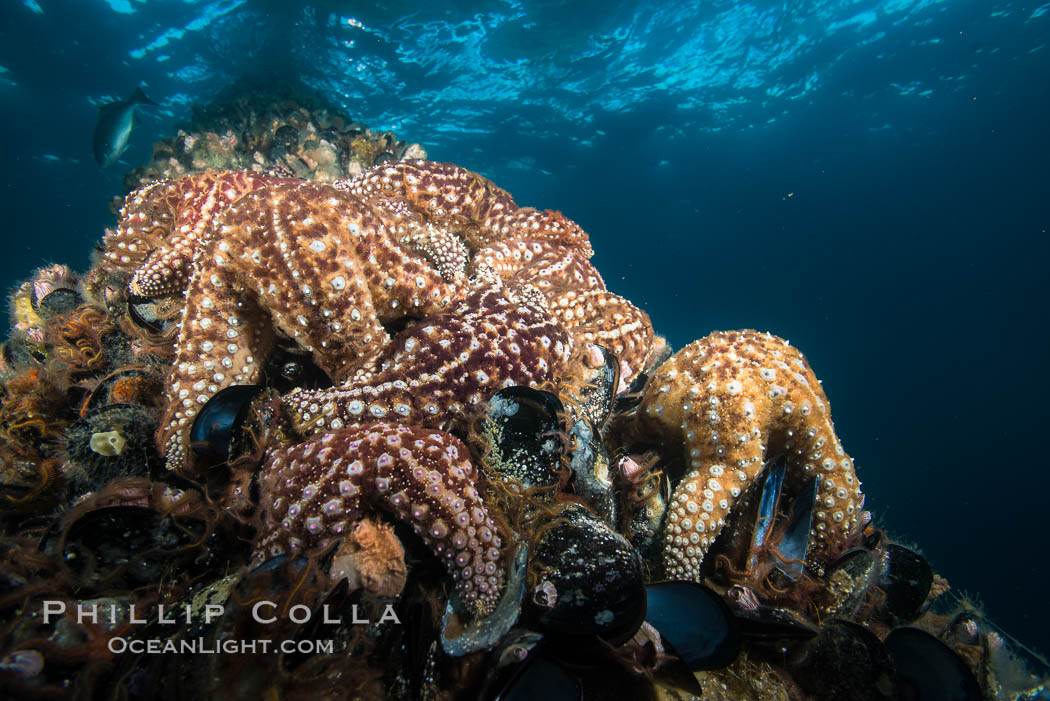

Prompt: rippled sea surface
[{"left": 2, "top": 0, "right": 1049, "bottom": 655}]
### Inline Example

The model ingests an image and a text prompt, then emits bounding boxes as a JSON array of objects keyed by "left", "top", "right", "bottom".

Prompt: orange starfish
[{"left": 637, "top": 330, "right": 864, "bottom": 581}]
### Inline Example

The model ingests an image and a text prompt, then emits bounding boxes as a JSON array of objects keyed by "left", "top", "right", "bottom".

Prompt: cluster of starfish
[
  {"left": 104, "top": 160, "right": 656, "bottom": 612},
  {"left": 105, "top": 159, "right": 863, "bottom": 616}
]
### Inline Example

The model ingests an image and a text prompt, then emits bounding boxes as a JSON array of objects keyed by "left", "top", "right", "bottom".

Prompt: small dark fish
[{"left": 93, "top": 87, "right": 158, "bottom": 167}]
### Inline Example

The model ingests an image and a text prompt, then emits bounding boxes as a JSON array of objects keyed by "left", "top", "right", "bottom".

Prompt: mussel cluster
[
  {"left": 117, "top": 80, "right": 426, "bottom": 201},
  {"left": 1, "top": 116, "right": 1048, "bottom": 701},
  {"left": 432, "top": 352, "right": 1046, "bottom": 700}
]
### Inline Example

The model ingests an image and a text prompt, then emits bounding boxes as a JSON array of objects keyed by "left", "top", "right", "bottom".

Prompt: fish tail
[{"left": 131, "top": 86, "right": 158, "bottom": 106}]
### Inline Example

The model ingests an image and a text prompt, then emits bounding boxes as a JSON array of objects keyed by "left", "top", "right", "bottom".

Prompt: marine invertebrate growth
[
  {"left": 119, "top": 82, "right": 427, "bottom": 190},
  {"left": 329, "top": 516, "right": 408, "bottom": 598}
]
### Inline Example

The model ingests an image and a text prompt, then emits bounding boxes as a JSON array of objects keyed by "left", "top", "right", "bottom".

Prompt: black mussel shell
[
  {"left": 0, "top": 459, "right": 52, "bottom": 505},
  {"left": 558, "top": 652, "right": 656, "bottom": 700},
  {"left": 280, "top": 580, "right": 368, "bottom": 674},
  {"left": 247, "top": 552, "right": 300, "bottom": 575},
  {"left": 531, "top": 504, "right": 645, "bottom": 647},
  {"left": 317, "top": 127, "right": 340, "bottom": 144},
  {"left": 396, "top": 593, "right": 444, "bottom": 696},
  {"left": 79, "top": 367, "right": 158, "bottom": 415},
  {"left": 650, "top": 646, "right": 707, "bottom": 697},
  {"left": 823, "top": 547, "right": 880, "bottom": 618},
  {"left": 58, "top": 505, "right": 213, "bottom": 590},
  {"left": 126, "top": 296, "right": 167, "bottom": 334},
  {"left": 567, "top": 418, "right": 616, "bottom": 525},
  {"left": 0, "top": 340, "right": 17, "bottom": 370},
  {"left": 374, "top": 151, "right": 395, "bottom": 165},
  {"left": 944, "top": 610, "right": 982, "bottom": 646},
  {"left": 864, "top": 525, "right": 886, "bottom": 550},
  {"left": 273, "top": 124, "right": 298, "bottom": 148},
  {"left": 614, "top": 342, "right": 674, "bottom": 410},
  {"left": 488, "top": 643, "right": 581, "bottom": 701},
  {"left": 878, "top": 544, "right": 933, "bottom": 623},
  {"left": 262, "top": 348, "right": 331, "bottom": 393},
  {"left": 268, "top": 142, "right": 289, "bottom": 161},
  {"left": 622, "top": 460, "right": 669, "bottom": 572},
  {"left": 100, "top": 574, "right": 239, "bottom": 699},
  {"left": 829, "top": 546, "right": 875, "bottom": 573},
  {"left": 571, "top": 343, "right": 618, "bottom": 428},
  {"left": 788, "top": 619, "right": 896, "bottom": 701},
  {"left": 0, "top": 649, "right": 44, "bottom": 680},
  {"left": 189, "top": 385, "right": 267, "bottom": 467},
  {"left": 487, "top": 639, "right": 656, "bottom": 701},
  {"left": 611, "top": 390, "right": 643, "bottom": 413},
  {"left": 884, "top": 627, "right": 981, "bottom": 701},
  {"left": 735, "top": 604, "right": 820, "bottom": 642},
  {"left": 64, "top": 404, "right": 155, "bottom": 495},
  {"left": 774, "top": 474, "right": 816, "bottom": 580},
  {"left": 225, "top": 554, "right": 326, "bottom": 630},
  {"left": 645, "top": 581, "right": 740, "bottom": 670},
  {"left": 35, "top": 288, "right": 81, "bottom": 319},
  {"left": 480, "top": 386, "right": 564, "bottom": 488}
]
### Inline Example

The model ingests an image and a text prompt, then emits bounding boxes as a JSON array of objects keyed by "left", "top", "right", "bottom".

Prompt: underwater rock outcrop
[
  {"left": 1, "top": 100, "right": 1047, "bottom": 698},
  {"left": 118, "top": 82, "right": 426, "bottom": 199}
]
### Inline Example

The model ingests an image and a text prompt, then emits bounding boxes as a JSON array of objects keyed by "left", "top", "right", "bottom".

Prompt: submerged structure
[{"left": 0, "top": 90, "right": 1046, "bottom": 700}]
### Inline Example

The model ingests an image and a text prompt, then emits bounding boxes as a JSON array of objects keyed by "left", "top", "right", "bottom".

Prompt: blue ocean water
[{"left": 2, "top": 0, "right": 1048, "bottom": 659}]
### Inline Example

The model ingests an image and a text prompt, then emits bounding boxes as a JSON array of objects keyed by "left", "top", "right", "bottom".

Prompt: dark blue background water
[{"left": 2, "top": 0, "right": 1048, "bottom": 657}]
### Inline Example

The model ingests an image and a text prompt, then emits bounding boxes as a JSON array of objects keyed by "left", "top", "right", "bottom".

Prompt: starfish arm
[
  {"left": 282, "top": 279, "right": 573, "bottom": 440},
  {"left": 253, "top": 422, "right": 507, "bottom": 614},
  {"left": 496, "top": 208, "right": 594, "bottom": 257},
  {"left": 663, "top": 447, "right": 762, "bottom": 582},
  {"left": 106, "top": 172, "right": 286, "bottom": 297},
  {"left": 223, "top": 185, "right": 396, "bottom": 378},
  {"left": 346, "top": 159, "right": 519, "bottom": 247},
  {"left": 476, "top": 241, "right": 605, "bottom": 291},
  {"left": 348, "top": 160, "right": 593, "bottom": 255},
  {"left": 549, "top": 289, "right": 656, "bottom": 386},
  {"left": 159, "top": 264, "right": 273, "bottom": 474},
  {"left": 236, "top": 184, "right": 462, "bottom": 375},
  {"left": 475, "top": 242, "right": 654, "bottom": 384}
]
